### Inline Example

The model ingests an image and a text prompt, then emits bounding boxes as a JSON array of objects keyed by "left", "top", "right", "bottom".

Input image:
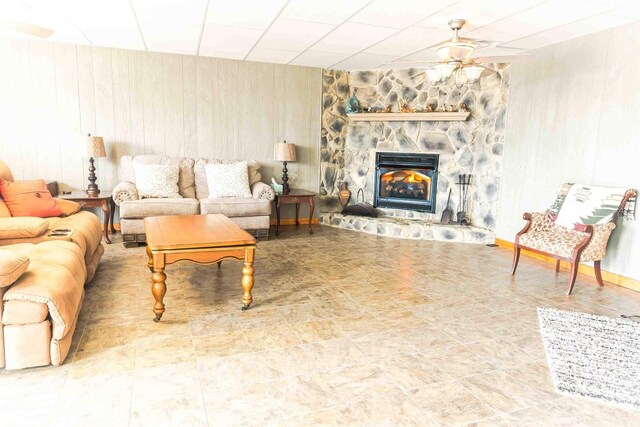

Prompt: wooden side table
[
  {"left": 59, "top": 191, "right": 116, "bottom": 244},
  {"left": 274, "top": 190, "right": 316, "bottom": 236}
]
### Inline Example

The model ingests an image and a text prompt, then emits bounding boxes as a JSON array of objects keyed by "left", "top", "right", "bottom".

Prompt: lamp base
[
  {"left": 86, "top": 156, "right": 100, "bottom": 197},
  {"left": 86, "top": 186, "right": 100, "bottom": 197},
  {"left": 281, "top": 161, "right": 291, "bottom": 195}
]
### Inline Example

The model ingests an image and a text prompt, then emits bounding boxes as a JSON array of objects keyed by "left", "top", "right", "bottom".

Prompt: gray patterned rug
[{"left": 538, "top": 307, "right": 640, "bottom": 409}]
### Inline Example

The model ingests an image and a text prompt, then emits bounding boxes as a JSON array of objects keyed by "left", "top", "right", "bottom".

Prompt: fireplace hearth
[{"left": 374, "top": 152, "right": 439, "bottom": 213}]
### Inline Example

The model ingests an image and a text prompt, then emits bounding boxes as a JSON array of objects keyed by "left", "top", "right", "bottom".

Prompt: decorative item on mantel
[
  {"left": 83, "top": 133, "right": 106, "bottom": 197},
  {"left": 273, "top": 140, "right": 297, "bottom": 195},
  {"left": 345, "top": 95, "right": 361, "bottom": 113}
]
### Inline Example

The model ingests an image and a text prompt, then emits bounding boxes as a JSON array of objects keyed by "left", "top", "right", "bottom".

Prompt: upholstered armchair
[{"left": 511, "top": 183, "right": 636, "bottom": 295}]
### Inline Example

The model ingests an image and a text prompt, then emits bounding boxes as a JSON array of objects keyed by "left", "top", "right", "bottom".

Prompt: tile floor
[{"left": 1, "top": 225, "right": 640, "bottom": 426}]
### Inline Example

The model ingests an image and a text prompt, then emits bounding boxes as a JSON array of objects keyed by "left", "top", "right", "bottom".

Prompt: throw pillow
[
  {"left": 0, "top": 217, "right": 49, "bottom": 239},
  {"left": 0, "top": 251, "right": 30, "bottom": 288},
  {"left": 0, "top": 198, "right": 10, "bottom": 217},
  {"left": 205, "top": 162, "right": 252, "bottom": 199},
  {"left": 54, "top": 198, "right": 82, "bottom": 217},
  {"left": 133, "top": 163, "right": 182, "bottom": 199},
  {"left": 0, "top": 179, "right": 63, "bottom": 217}
]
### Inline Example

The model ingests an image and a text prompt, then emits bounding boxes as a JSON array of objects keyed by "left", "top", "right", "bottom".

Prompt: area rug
[{"left": 537, "top": 307, "right": 640, "bottom": 409}]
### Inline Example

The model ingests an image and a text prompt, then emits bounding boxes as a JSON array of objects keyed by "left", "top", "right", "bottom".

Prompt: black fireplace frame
[{"left": 374, "top": 152, "right": 439, "bottom": 213}]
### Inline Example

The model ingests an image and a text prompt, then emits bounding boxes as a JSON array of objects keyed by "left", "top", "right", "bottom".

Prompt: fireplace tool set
[{"left": 455, "top": 174, "right": 471, "bottom": 225}]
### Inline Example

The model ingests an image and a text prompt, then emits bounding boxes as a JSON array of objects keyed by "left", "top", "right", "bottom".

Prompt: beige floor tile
[
  {"left": 69, "top": 344, "right": 136, "bottom": 378},
  {"left": 203, "top": 382, "right": 282, "bottom": 426},
  {"left": 236, "top": 306, "right": 289, "bottom": 330},
  {"left": 189, "top": 312, "right": 240, "bottom": 336},
  {"left": 277, "top": 302, "right": 330, "bottom": 323},
  {"left": 460, "top": 370, "right": 552, "bottom": 413},
  {"left": 269, "top": 372, "right": 338, "bottom": 416},
  {"left": 197, "top": 352, "right": 268, "bottom": 393},
  {"left": 130, "top": 391, "right": 208, "bottom": 427},
  {"left": 244, "top": 324, "right": 302, "bottom": 350},
  {"left": 77, "top": 324, "right": 138, "bottom": 352},
  {"left": 289, "top": 319, "right": 346, "bottom": 343},
  {"left": 370, "top": 308, "right": 429, "bottom": 329},
  {"left": 410, "top": 303, "right": 464, "bottom": 324},
  {"left": 426, "top": 345, "right": 497, "bottom": 378},
  {"left": 439, "top": 320, "right": 496, "bottom": 344},
  {"left": 395, "top": 325, "right": 460, "bottom": 352},
  {"left": 282, "top": 405, "right": 360, "bottom": 426},
  {"left": 379, "top": 353, "right": 451, "bottom": 391},
  {"left": 464, "top": 338, "right": 539, "bottom": 369},
  {"left": 552, "top": 396, "right": 640, "bottom": 426},
  {"left": 135, "top": 337, "right": 196, "bottom": 369},
  {"left": 254, "top": 345, "right": 322, "bottom": 379},
  {"left": 332, "top": 312, "right": 388, "bottom": 336},
  {"left": 306, "top": 338, "right": 369, "bottom": 371},
  {"left": 352, "top": 330, "right": 416, "bottom": 360},
  {"left": 408, "top": 379, "right": 496, "bottom": 425},
  {"left": 137, "top": 317, "right": 192, "bottom": 342},
  {"left": 193, "top": 331, "right": 251, "bottom": 358},
  {"left": 326, "top": 363, "right": 401, "bottom": 403},
  {"left": 350, "top": 392, "right": 426, "bottom": 426}
]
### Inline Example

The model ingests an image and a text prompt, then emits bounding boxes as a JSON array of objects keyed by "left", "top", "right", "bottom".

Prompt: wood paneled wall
[
  {"left": 0, "top": 37, "right": 321, "bottom": 218},
  {"left": 496, "top": 21, "right": 640, "bottom": 280}
]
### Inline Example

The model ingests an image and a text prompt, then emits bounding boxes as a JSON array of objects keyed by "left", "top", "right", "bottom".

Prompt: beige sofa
[
  {"left": 0, "top": 160, "right": 104, "bottom": 369},
  {"left": 112, "top": 156, "right": 275, "bottom": 245}
]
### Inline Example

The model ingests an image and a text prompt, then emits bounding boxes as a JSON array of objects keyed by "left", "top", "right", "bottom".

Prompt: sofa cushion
[
  {"left": 120, "top": 156, "right": 196, "bottom": 198},
  {"left": 47, "top": 211, "right": 102, "bottom": 266},
  {"left": 0, "top": 250, "right": 30, "bottom": 288},
  {"left": 3, "top": 241, "right": 86, "bottom": 340},
  {"left": 0, "top": 179, "right": 63, "bottom": 218},
  {"left": 194, "top": 159, "right": 262, "bottom": 199},
  {"left": 205, "top": 162, "right": 252, "bottom": 198},
  {"left": 133, "top": 162, "right": 182, "bottom": 199},
  {"left": 0, "top": 198, "right": 10, "bottom": 218},
  {"left": 120, "top": 198, "right": 200, "bottom": 219},
  {"left": 0, "top": 160, "right": 14, "bottom": 182},
  {"left": 0, "top": 217, "right": 49, "bottom": 239},
  {"left": 200, "top": 197, "right": 270, "bottom": 217}
]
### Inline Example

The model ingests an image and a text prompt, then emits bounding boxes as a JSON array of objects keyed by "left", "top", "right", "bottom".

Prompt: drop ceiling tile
[
  {"left": 350, "top": 0, "right": 459, "bottom": 29},
  {"left": 257, "top": 18, "right": 334, "bottom": 51},
  {"left": 246, "top": 47, "right": 300, "bottom": 64},
  {"left": 606, "top": 2, "right": 640, "bottom": 19},
  {"left": 198, "top": 24, "right": 263, "bottom": 57},
  {"left": 502, "top": 13, "right": 636, "bottom": 49},
  {"left": 55, "top": 0, "right": 145, "bottom": 49},
  {"left": 0, "top": 0, "right": 88, "bottom": 45},
  {"left": 281, "top": 0, "right": 372, "bottom": 25},
  {"left": 401, "top": 47, "right": 442, "bottom": 62},
  {"left": 289, "top": 50, "right": 351, "bottom": 67},
  {"left": 131, "top": 0, "right": 207, "bottom": 55},
  {"left": 205, "top": 0, "right": 289, "bottom": 30},
  {"left": 364, "top": 26, "right": 450, "bottom": 56},
  {"left": 331, "top": 52, "right": 396, "bottom": 70},
  {"left": 312, "top": 22, "right": 398, "bottom": 54},
  {"left": 466, "top": 0, "right": 615, "bottom": 42},
  {"left": 417, "top": 0, "right": 547, "bottom": 31}
]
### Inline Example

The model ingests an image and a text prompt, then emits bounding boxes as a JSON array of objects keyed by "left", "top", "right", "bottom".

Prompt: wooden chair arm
[{"left": 573, "top": 224, "right": 594, "bottom": 234}]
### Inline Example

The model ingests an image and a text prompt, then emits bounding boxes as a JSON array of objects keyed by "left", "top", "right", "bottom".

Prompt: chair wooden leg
[
  {"left": 566, "top": 261, "right": 579, "bottom": 295},
  {"left": 594, "top": 260, "right": 605, "bottom": 287},
  {"left": 555, "top": 260, "right": 561, "bottom": 273},
  {"left": 510, "top": 246, "right": 521, "bottom": 275}
]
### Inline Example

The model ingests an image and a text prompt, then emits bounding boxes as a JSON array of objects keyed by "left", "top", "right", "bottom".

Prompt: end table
[
  {"left": 59, "top": 191, "right": 116, "bottom": 244},
  {"left": 274, "top": 190, "right": 316, "bottom": 236}
]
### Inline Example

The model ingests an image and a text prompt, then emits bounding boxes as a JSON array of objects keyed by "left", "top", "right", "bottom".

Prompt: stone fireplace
[{"left": 374, "top": 152, "right": 438, "bottom": 213}]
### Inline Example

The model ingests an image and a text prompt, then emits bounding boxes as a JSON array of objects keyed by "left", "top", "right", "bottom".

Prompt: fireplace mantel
[{"left": 347, "top": 112, "right": 469, "bottom": 122}]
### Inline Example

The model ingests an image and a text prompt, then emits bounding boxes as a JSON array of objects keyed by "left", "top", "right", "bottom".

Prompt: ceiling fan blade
[
  {"left": 4, "top": 20, "right": 54, "bottom": 38},
  {"left": 475, "top": 54, "right": 533, "bottom": 63},
  {"left": 381, "top": 60, "right": 441, "bottom": 69}
]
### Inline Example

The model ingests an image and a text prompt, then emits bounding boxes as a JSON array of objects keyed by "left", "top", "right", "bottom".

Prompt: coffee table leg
[
  {"left": 146, "top": 245, "right": 153, "bottom": 272},
  {"left": 241, "top": 248, "right": 255, "bottom": 310},
  {"left": 151, "top": 254, "right": 166, "bottom": 322}
]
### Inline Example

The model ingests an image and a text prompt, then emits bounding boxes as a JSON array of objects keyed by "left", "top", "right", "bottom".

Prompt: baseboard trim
[
  {"left": 270, "top": 218, "right": 319, "bottom": 226},
  {"left": 495, "top": 238, "right": 640, "bottom": 293}
]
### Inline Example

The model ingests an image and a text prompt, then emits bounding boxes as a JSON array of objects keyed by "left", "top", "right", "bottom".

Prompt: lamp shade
[
  {"left": 83, "top": 134, "right": 106, "bottom": 158},
  {"left": 274, "top": 142, "right": 297, "bottom": 162}
]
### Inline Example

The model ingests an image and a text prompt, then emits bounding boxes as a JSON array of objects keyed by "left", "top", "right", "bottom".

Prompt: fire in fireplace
[{"left": 374, "top": 152, "right": 439, "bottom": 212}]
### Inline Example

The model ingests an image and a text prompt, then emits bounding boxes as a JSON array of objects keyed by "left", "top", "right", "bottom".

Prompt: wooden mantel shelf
[{"left": 347, "top": 112, "right": 470, "bottom": 122}]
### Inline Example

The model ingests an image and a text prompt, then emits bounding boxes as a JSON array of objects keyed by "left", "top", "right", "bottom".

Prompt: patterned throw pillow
[
  {"left": 133, "top": 163, "right": 182, "bottom": 199},
  {"left": 205, "top": 162, "right": 252, "bottom": 199}
]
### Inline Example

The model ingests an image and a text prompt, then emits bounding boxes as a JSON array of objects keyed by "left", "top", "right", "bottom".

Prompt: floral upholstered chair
[{"left": 511, "top": 183, "right": 636, "bottom": 295}]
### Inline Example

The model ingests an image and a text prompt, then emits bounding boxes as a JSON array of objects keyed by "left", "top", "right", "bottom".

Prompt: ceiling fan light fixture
[
  {"left": 426, "top": 68, "right": 440, "bottom": 85},
  {"left": 436, "top": 42, "right": 475, "bottom": 61},
  {"left": 435, "top": 63, "right": 456, "bottom": 82},
  {"left": 463, "top": 65, "right": 484, "bottom": 83}
]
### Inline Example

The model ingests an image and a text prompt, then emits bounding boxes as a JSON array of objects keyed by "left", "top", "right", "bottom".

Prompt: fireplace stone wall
[{"left": 320, "top": 66, "right": 511, "bottom": 230}]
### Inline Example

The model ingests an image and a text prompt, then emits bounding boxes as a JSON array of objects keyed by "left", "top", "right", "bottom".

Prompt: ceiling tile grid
[{"left": 0, "top": 0, "right": 638, "bottom": 69}]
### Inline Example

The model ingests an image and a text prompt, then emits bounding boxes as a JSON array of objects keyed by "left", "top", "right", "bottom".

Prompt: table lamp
[
  {"left": 83, "top": 133, "right": 106, "bottom": 197},
  {"left": 274, "top": 140, "right": 297, "bottom": 195}
]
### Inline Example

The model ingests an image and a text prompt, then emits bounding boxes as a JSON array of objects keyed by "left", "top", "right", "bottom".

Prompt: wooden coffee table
[{"left": 144, "top": 214, "right": 257, "bottom": 322}]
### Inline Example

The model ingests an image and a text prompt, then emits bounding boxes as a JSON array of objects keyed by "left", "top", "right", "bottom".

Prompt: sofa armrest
[
  {"left": 112, "top": 182, "right": 139, "bottom": 206},
  {"left": 251, "top": 182, "right": 275, "bottom": 201},
  {"left": 0, "top": 217, "right": 49, "bottom": 239}
]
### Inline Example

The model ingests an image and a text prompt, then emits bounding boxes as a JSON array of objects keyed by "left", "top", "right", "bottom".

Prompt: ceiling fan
[
  {"left": 385, "top": 19, "right": 531, "bottom": 85},
  {"left": 4, "top": 20, "right": 54, "bottom": 38}
]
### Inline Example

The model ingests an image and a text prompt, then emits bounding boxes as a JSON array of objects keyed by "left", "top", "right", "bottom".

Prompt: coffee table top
[{"left": 144, "top": 214, "right": 256, "bottom": 251}]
